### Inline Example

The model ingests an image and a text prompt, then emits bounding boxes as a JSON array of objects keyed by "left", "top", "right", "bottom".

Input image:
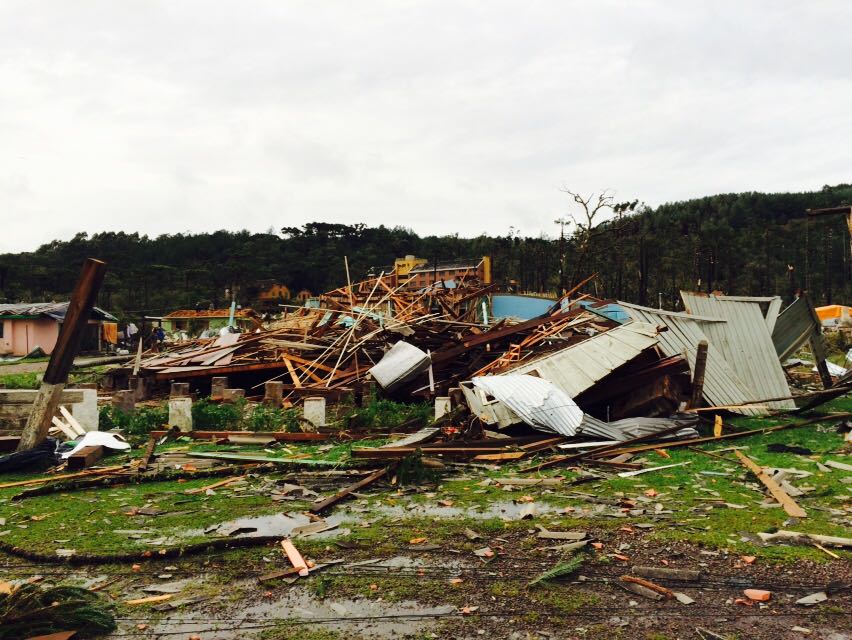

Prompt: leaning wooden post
[
  {"left": 17, "top": 258, "right": 107, "bottom": 451},
  {"left": 689, "top": 340, "right": 709, "bottom": 409}
]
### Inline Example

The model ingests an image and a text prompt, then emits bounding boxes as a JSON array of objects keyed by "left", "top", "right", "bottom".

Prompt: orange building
[{"left": 400, "top": 256, "right": 492, "bottom": 289}]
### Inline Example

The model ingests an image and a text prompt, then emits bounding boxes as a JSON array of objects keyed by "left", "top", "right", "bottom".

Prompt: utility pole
[
  {"left": 554, "top": 218, "right": 568, "bottom": 296},
  {"left": 18, "top": 258, "right": 107, "bottom": 451}
]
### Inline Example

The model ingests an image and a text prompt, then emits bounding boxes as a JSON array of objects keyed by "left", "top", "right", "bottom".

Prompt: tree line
[{"left": 1, "top": 183, "right": 850, "bottom": 320}]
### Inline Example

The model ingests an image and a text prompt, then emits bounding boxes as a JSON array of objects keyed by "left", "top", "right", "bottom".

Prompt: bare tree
[{"left": 560, "top": 189, "right": 617, "bottom": 289}]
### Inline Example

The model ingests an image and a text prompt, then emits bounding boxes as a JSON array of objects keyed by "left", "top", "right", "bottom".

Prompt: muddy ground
[{"left": 1, "top": 404, "right": 850, "bottom": 640}]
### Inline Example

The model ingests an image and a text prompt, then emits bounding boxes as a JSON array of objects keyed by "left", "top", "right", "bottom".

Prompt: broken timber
[
  {"left": 734, "top": 450, "right": 807, "bottom": 518},
  {"left": 309, "top": 466, "right": 392, "bottom": 514},
  {"left": 18, "top": 258, "right": 107, "bottom": 451}
]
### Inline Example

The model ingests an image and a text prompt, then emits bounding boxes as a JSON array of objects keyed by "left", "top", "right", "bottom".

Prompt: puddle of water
[
  {"left": 134, "top": 584, "right": 454, "bottom": 639},
  {"left": 182, "top": 512, "right": 347, "bottom": 540}
]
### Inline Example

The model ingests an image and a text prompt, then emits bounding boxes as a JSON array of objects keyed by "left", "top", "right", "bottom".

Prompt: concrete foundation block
[
  {"left": 263, "top": 381, "right": 284, "bottom": 408},
  {"left": 71, "top": 388, "right": 99, "bottom": 431},
  {"left": 222, "top": 388, "right": 245, "bottom": 403},
  {"left": 211, "top": 377, "right": 228, "bottom": 400},
  {"left": 303, "top": 397, "right": 326, "bottom": 427},
  {"left": 112, "top": 390, "right": 135, "bottom": 413},
  {"left": 169, "top": 397, "right": 193, "bottom": 432}
]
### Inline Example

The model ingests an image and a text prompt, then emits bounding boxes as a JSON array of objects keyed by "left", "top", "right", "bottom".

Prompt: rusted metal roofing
[
  {"left": 0, "top": 302, "right": 117, "bottom": 322},
  {"left": 164, "top": 308, "right": 254, "bottom": 319},
  {"left": 498, "top": 321, "right": 660, "bottom": 398},
  {"left": 680, "top": 292, "right": 794, "bottom": 411},
  {"left": 618, "top": 302, "right": 765, "bottom": 415}
]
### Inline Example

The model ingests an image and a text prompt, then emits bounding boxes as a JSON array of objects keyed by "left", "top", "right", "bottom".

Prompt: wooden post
[
  {"left": 689, "top": 340, "right": 709, "bottom": 409},
  {"left": 18, "top": 258, "right": 107, "bottom": 451}
]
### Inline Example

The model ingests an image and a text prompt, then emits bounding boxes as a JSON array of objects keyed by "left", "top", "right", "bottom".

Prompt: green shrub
[
  {"left": 192, "top": 397, "right": 245, "bottom": 429},
  {"left": 346, "top": 399, "right": 432, "bottom": 430},
  {"left": 0, "top": 372, "right": 40, "bottom": 389},
  {"left": 244, "top": 404, "right": 303, "bottom": 432},
  {"left": 99, "top": 405, "right": 167, "bottom": 437}
]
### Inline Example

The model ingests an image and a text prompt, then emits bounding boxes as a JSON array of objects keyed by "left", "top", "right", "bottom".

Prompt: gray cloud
[{"left": 1, "top": 0, "right": 851, "bottom": 252}]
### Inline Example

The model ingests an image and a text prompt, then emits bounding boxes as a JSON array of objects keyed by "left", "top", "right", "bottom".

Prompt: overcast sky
[{"left": 2, "top": 1, "right": 851, "bottom": 253}]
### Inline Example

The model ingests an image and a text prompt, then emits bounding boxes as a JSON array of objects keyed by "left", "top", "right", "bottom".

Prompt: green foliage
[
  {"left": 0, "top": 372, "right": 40, "bottom": 389},
  {"left": 243, "top": 403, "right": 303, "bottom": 432},
  {"left": 0, "top": 584, "right": 116, "bottom": 639},
  {"left": 191, "top": 397, "right": 246, "bottom": 429},
  {"left": 822, "top": 330, "right": 851, "bottom": 355},
  {"left": 348, "top": 398, "right": 432, "bottom": 430},
  {"left": 3, "top": 184, "right": 852, "bottom": 314},
  {"left": 528, "top": 554, "right": 586, "bottom": 587},
  {"left": 191, "top": 397, "right": 303, "bottom": 432},
  {"left": 98, "top": 404, "right": 167, "bottom": 437}
]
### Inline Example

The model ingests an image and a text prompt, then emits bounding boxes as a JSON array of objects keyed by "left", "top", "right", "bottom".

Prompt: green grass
[{"left": 0, "top": 372, "right": 40, "bottom": 389}]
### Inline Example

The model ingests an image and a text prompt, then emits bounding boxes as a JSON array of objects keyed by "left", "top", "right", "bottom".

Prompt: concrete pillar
[
  {"left": 112, "top": 390, "right": 135, "bottom": 413},
  {"left": 303, "top": 397, "right": 326, "bottom": 428},
  {"left": 263, "top": 381, "right": 284, "bottom": 408},
  {"left": 170, "top": 382, "right": 191, "bottom": 398},
  {"left": 168, "top": 397, "right": 193, "bottom": 432},
  {"left": 222, "top": 388, "right": 245, "bottom": 403},
  {"left": 128, "top": 376, "right": 147, "bottom": 401},
  {"left": 211, "top": 377, "right": 228, "bottom": 400},
  {"left": 71, "top": 388, "right": 99, "bottom": 431},
  {"left": 434, "top": 396, "right": 451, "bottom": 420}
]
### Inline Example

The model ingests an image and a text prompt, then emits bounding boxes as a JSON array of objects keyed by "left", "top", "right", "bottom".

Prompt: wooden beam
[
  {"left": 734, "top": 450, "right": 807, "bottom": 518},
  {"left": 66, "top": 445, "right": 104, "bottom": 471},
  {"left": 689, "top": 339, "right": 709, "bottom": 408},
  {"left": 18, "top": 258, "right": 107, "bottom": 451},
  {"left": 309, "top": 466, "right": 391, "bottom": 513},
  {"left": 149, "top": 430, "right": 327, "bottom": 441}
]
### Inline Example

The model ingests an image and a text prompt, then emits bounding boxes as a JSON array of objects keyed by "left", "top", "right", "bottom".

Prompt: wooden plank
[
  {"left": 149, "top": 430, "right": 327, "bottom": 442},
  {"left": 59, "top": 405, "right": 86, "bottom": 436},
  {"left": 138, "top": 436, "right": 157, "bottom": 473},
  {"left": 0, "top": 465, "right": 126, "bottom": 489},
  {"left": 734, "top": 450, "right": 807, "bottom": 518},
  {"left": 0, "top": 389, "right": 84, "bottom": 404},
  {"left": 184, "top": 475, "right": 244, "bottom": 495},
  {"left": 352, "top": 446, "right": 509, "bottom": 459},
  {"left": 66, "top": 445, "right": 104, "bottom": 471},
  {"left": 309, "top": 466, "right": 390, "bottom": 513},
  {"left": 284, "top": 357, "right": 303, "bottom": 388}
]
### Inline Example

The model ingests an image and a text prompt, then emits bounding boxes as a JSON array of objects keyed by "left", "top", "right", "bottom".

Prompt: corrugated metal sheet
[
  {"left": 618, "top": 302, "right": 765, "bottom": 415},
  {"left": 368, "top": 341, "right": 430, "bottom": 390},
  {"left": 680, "top": 292, "right": 794, "bottom": 411},
  {"left": 498, "top": 322, "right": 660, "bottom": 398},
  {"left": 577, "top": 414, "right": 700, "bottom": 441},
  {"left": 772, "top": 297, "right": 822, "bottom": 361},
  {"left": 470, "top": 375, "right": 584, "bottom": 437}
]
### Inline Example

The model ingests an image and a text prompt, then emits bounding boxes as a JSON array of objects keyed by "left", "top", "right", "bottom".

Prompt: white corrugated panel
[
  {"left": 680, "top": 293, "right": 794, "bottom": 411},
  {"left": 471, "top": 375, "right": 584, "bottom": 437},
  {"left": 368, "top": 341, "right": 430, "bottom": 390},
  {"left": 499, "top": 322, "right": 660, "bottom": 397},
  {"left": 618, "top": 302, "right": 765, "bottom": 415}
]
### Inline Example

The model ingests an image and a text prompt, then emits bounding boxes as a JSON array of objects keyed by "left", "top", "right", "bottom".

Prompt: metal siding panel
[
  {"left": 502, "top": 322, "right": 659, "bottom": 397},
  {"left": 619, "top": 302, "right": 765, "bottom": 415}
]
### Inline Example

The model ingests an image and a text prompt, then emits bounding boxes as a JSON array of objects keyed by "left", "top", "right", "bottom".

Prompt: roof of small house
[{"left": 0, "top": 302, "right": 118, "bottom": 322}]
